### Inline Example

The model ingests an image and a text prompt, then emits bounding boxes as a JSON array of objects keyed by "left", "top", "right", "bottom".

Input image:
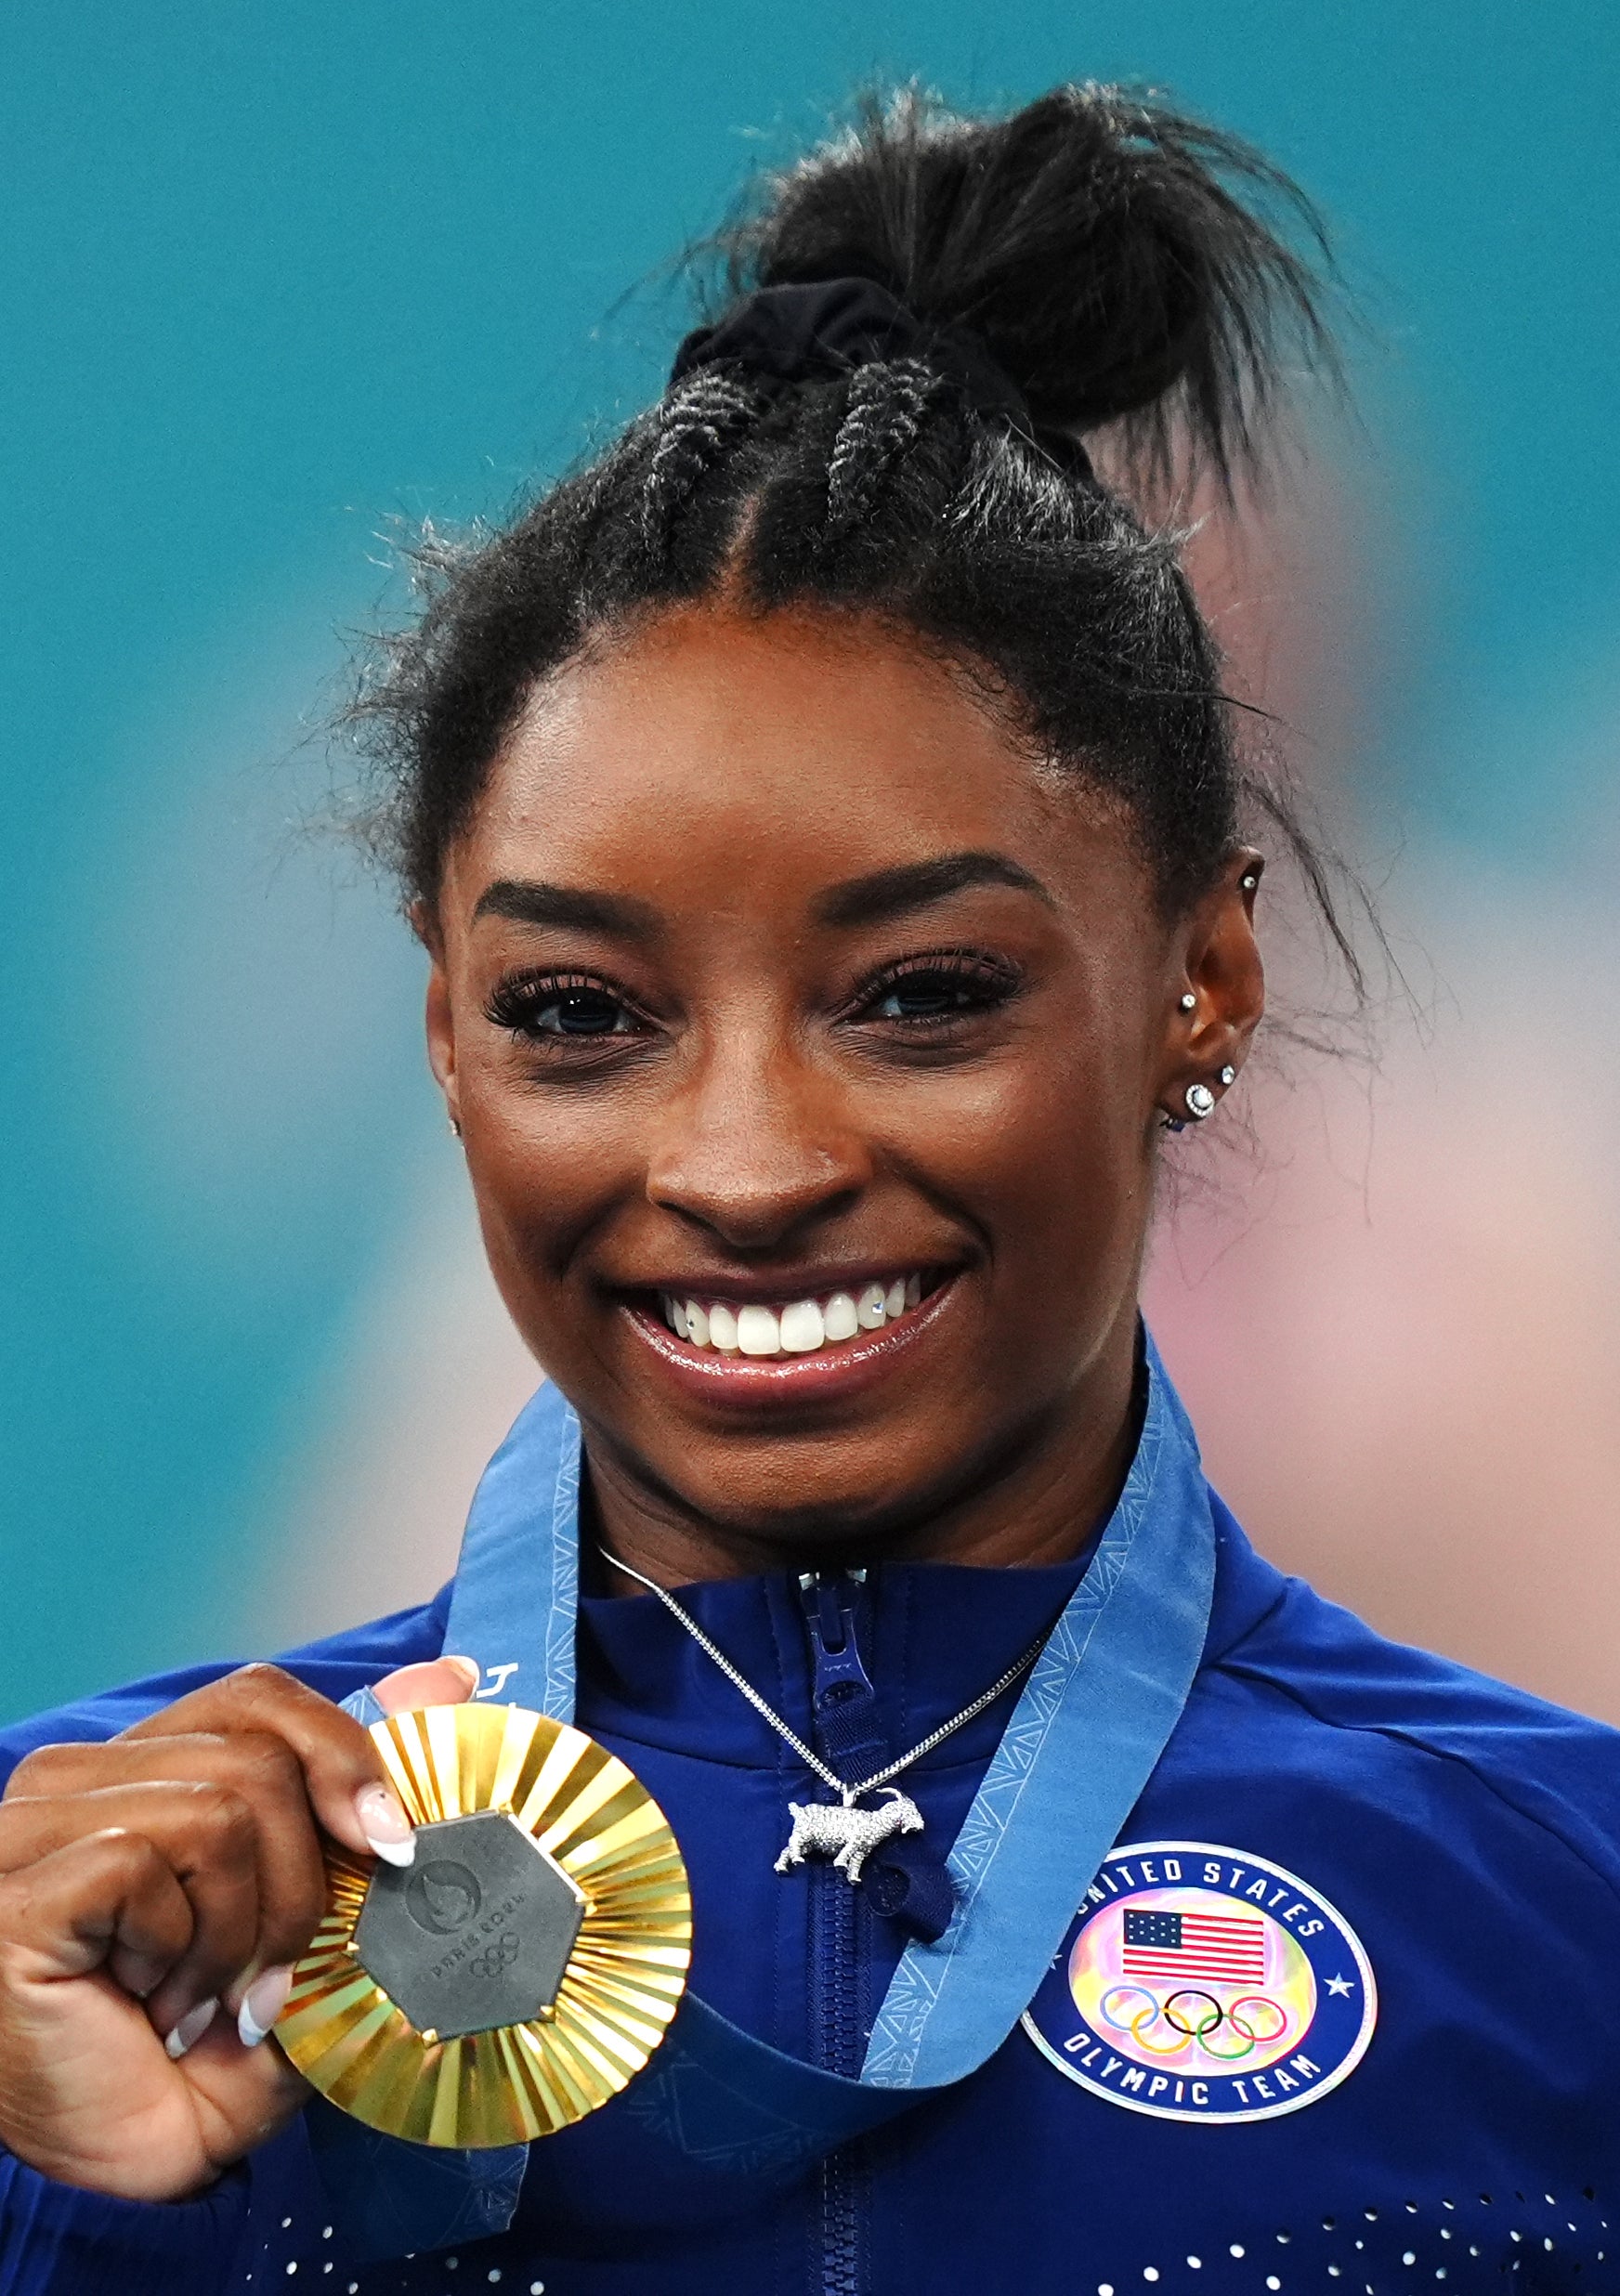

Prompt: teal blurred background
[{"left": 6, "top": 3, "right": 1619, "bottom": 1724}]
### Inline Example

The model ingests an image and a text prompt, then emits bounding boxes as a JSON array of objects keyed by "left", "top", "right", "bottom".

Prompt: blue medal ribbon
[{"left": 310, "top": 1332, "right": 1215, "bottom": 2257}]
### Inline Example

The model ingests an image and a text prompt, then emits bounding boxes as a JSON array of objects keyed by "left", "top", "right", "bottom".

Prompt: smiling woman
[
  {"left": 2, "top": 78, "right": 1618, "bottom": 2296},
  {"left": 424, "top": 606, "right": 1258, "bottom": 1577}
]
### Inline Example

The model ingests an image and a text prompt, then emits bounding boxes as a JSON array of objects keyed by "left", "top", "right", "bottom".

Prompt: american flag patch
[{"left": 1121, "top": 1907, "right": 1266, "bottom": 1984}]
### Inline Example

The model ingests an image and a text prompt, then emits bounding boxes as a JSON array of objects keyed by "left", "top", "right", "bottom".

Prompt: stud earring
[
  {"left": 1179, "top": 992, "right": 1197, "bottom": 1012},
  {"left": 1219, "top": 1064, "right": 1235, "bottom": 1087},
  {"left": 1240, "top": 872, "right": 1259, "bottom": 893},
  {"left": 448, "top": 1112, "right": 463, "bottom": 1140},
  {"left": 1184, "top": 1082, "right": 1216, "bottom": 1122}
]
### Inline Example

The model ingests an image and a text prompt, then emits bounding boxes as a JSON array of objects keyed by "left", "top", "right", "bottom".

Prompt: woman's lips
[{"left": 621, "top": 1272, "right": 960, "bottom": 1403}]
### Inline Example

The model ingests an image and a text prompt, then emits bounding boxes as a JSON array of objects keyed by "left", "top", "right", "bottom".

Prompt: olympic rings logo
[
  {"left": 468, "top": 1932, "right": 522, "bottom": 1980},
  {"left": 1098, "top": 1984, "right": 1290, "bottom": 2062}
]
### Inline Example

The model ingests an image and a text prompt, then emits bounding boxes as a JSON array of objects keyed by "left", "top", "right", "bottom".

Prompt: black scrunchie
[{"left": 670, "top": 276, "right": 1031, "bottom": 427}]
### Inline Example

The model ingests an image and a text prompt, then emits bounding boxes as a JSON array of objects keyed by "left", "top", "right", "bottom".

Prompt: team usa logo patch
[{"left": 1022, "top": 1841, "right": 1377, "bottom": 2124}]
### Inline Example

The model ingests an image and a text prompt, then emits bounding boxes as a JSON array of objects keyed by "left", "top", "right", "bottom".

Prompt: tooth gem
[
  {"left": 685, "top": 1301, "right": 711, "bottom": 1348},
  {"left": 856, "top": 1284, "right": 887, "bottom": 1329}
]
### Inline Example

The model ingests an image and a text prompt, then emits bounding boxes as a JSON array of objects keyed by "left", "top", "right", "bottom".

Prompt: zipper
[
  {"left": 800, "top": 1570, "right": 882, "bottom": 2296},
  {"left": 803, "top": 1567, "right": 880, "bottom": 1760}
]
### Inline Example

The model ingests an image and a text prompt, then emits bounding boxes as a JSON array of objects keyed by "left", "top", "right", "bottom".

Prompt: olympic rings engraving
[{"left": 468, "top": 1931, "right": 523, "bottom": 1981}]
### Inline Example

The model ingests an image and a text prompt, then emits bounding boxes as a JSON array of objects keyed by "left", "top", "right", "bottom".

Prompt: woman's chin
[{"left": 601, "top": 1404, "right": 1028, "bottom": 1565}]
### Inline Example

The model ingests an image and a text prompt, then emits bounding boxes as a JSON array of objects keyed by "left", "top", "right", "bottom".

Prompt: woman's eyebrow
[
  {"left": 472, "top": 878, "right": 662, "bottom": 940},
  {"left": 813, "top": 851, "right": 1055, "bottom": 930}
]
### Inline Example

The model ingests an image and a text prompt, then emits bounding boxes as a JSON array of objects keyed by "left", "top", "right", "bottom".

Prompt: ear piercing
[
  {"left": 448, "top": 1112, "right": 463, "bottom": 1140},
  {"left": 1241, "top": 872, "right": 1259, "bottom": 892},
  {"left": 1178, "top": 992, "right": 1197, "bottom": 1012},
  {"left": 1161, "top": 1066, "right": 1237, "bottom": 1132}
]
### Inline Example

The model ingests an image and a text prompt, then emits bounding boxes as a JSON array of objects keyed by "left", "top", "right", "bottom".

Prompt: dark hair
[{"left": 352, "top": 82, "right": 1352, "bottom": 953}]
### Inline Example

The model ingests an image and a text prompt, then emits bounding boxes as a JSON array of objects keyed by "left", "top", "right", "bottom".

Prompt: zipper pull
[
  {"left": 799, "top": 1570, "right": 875, "bottom": 1712},
  {"left": 798, "top": 1570, "right": 884, "bottom": 1767}
]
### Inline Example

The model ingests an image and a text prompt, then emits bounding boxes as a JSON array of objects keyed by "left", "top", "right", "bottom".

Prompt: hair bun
[{"left": 717, "top": 83, "right": 1337, "bottom": 487}]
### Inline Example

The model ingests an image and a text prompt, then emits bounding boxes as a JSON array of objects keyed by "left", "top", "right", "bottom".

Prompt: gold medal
[{"left": 275, "top": 1702, "right": 691, "bottom": 2147}]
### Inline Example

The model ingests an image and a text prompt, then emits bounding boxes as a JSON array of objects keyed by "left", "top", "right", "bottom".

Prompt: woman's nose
[{"left": 644, "top": 1046, "right": 871, "bottom": 1250}]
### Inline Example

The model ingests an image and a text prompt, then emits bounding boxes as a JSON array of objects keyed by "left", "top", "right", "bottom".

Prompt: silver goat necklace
[{"left": 600, "top": 1547, "right": 1044, "bottom": 1885}]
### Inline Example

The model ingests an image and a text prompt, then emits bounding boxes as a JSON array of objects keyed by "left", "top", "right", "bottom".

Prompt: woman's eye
[
  {"left": 858, "top": 957, "right": 1019, "bottom": 1026},
  {"left": 535, "top": 988, "right": 632, "bottom": 1037},
  {"left": 873, "top": 973, "right": 988, "bottom": 1019},
  {"left": 485, "top": 975, "right": 645, "bottom": 1045}
]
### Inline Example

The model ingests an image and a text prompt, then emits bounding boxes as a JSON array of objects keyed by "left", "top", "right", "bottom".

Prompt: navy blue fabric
[{"left": 3, "top": 1499, "right": 1619, "bottom": 2293}]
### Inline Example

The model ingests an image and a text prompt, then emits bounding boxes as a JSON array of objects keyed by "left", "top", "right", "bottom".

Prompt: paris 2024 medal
[{"left": 274, "top": 1703, "right": 692, "bottom": 2147}]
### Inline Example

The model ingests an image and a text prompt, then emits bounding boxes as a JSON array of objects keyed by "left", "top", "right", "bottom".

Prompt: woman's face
[{"left": 426, "top": 606, "right": 1260, "bottom": 1562}]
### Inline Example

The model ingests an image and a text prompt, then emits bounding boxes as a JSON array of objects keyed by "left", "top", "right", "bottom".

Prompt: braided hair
[{"left": 354, "top": 83, "right": 1349, "bottom": 943}]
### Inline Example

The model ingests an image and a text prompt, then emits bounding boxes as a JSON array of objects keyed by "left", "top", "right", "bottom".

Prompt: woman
[{"left": 1, "top": 83, "right": 1615, "bottom": 2296}]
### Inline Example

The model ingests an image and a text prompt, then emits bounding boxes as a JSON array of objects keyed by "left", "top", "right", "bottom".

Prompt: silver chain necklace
[{"left": 601, "top": 1546, "right": 1045, "bottom": 1885}]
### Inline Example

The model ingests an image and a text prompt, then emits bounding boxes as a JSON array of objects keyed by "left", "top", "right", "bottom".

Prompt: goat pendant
[{"left": 775, "top": 1787, "right": 925, "bottom": 1885}]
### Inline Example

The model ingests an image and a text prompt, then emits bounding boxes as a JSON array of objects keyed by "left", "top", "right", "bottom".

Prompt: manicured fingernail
[
  {"left": 356, "top": 1784, "right": 414, "bottom": 1867},
  {"left": 236, "top": 1964, "right": 294, "bottom": 2048},
  {"left": 164, "top": 1997, "right": 218, "bottom": 2060},
  {"left": 443, "top": 1654, "right": 481, "bottom": 1692}
]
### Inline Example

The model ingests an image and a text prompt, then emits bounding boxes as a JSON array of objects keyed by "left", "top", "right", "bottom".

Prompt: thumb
[{"left": 372, "top": 1654, "right": 482, "bottom": 1715}]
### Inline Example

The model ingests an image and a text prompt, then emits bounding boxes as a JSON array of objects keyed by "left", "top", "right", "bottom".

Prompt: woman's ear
[
  {"left": 1156, "top": 849, "right": 1265, "bottom": 1127},
  {"left": 412, "top": 899, "right": 461, "bottom": 1133}
]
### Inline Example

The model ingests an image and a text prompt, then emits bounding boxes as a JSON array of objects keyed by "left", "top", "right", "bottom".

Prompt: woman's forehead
[{"left": 451, "top": 606, "right": 1129, "bottom": 906}]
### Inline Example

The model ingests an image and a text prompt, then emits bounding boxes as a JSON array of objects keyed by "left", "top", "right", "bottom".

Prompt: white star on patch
[{"left": 1326, "top": 1973, "right": 1355, "bottom": 1997}]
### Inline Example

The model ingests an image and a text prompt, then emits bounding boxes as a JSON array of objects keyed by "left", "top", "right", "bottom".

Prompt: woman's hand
[{"left": 0, "top": 1654, "right": 478, "bottom": 2202}]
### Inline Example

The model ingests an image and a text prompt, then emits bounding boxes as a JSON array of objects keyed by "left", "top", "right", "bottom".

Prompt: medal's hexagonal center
[{"left": 353, "top": 1809, "right": 586, "bottom": 2042}]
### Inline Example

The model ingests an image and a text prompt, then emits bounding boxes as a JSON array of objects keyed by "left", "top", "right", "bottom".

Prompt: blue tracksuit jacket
[{"left": 1, "top": 1494, "right": 1618, "bottom": 2294}]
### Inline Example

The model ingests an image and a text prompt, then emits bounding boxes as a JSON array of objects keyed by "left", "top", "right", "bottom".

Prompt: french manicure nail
[
  {"left": 237, "top": 1964, "right": 294, "bottom": 2048},
  {"left": 164, "top": 1997, "right": 218, "bottom": 2060},
  {"left": 356, "top": 1783, "right": 415, "bottom": 1867}
]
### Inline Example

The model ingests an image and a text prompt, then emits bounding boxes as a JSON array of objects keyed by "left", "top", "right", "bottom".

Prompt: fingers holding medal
[{"left": 0, "top": 1657, "right": 464, "bottom": 2200}]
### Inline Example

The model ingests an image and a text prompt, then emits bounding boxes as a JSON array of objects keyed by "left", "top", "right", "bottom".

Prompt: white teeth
[
  {"left": 778, "top": 1299, "right": 825, "bottom": 1353},
  {"left": 856, "top": 1283, "right": 888, "bottom": 1330},
  {"left": 659, "top": 1275, "right": 930, "bottom": 1357},
  {"left": 736, "top": 1305, "right": 782, "bottom": 1356}
]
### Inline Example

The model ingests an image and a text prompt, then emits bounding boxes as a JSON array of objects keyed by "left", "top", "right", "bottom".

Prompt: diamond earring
[{"left": 1184, "top": 1082, "right": 1216, "bottom": 1121}]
